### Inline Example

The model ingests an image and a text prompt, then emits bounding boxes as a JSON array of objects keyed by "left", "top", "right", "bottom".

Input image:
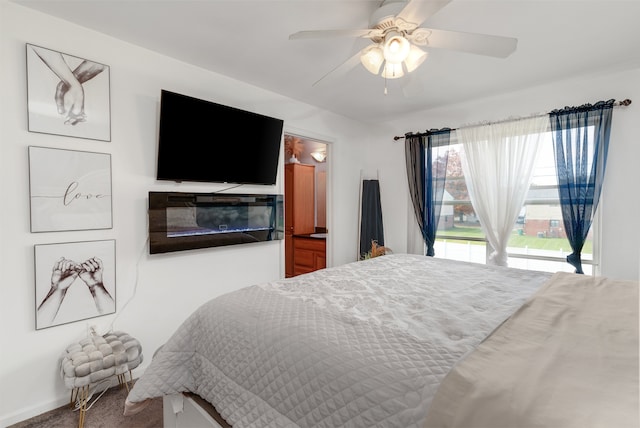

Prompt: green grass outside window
[{"left": 436, "top": 226, "right": 593, "bottom": 254}]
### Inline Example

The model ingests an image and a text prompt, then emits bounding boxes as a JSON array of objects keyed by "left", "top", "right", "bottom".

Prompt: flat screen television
[{"left": 156, "top": 90, "right": 284, "bottom": 185}]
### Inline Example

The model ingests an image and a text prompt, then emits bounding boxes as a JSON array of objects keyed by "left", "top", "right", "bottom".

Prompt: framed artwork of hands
[
  {"left": 26, "top": 43, "right": 111, "bottom": 142},
  {"left": 35, "top": 239, "right": 116, "bottom": 330}
]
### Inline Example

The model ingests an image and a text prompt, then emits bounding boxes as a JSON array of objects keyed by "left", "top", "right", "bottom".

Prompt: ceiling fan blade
[
  {"left": 396, "top": 0, "right": 452, "bottom": 28},
  {"left": 312, "top": 50, "right": 363, "bottom": 87},
  {"left": 289, "top": 29, "right": 382, "bottom": 40},
  {"left": 415, "top": 28, "right": 517, "bottom": 58}
]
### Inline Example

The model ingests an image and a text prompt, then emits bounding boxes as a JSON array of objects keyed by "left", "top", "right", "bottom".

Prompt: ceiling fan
[{"left": 289, "top": 0, "right": 517, "bottom": 88}]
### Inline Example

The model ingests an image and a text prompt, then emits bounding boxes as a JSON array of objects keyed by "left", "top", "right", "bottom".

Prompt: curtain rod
[{"left": 393, "top": 98, "right": 632, "bottom": 141}]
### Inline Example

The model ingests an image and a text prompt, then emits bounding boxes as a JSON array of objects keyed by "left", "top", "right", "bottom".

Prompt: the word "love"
[{"left": 63, "top": 181, "right": 109, "bottom": 206}]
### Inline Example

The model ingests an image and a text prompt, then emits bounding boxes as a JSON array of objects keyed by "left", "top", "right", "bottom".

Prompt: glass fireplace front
[{"left": 149, "top": 192, "right": 283, "bottom": 254}]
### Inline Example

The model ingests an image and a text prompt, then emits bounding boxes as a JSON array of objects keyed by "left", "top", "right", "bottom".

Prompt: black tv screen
[{"left": 156, "top": 90, "right": 284, "bottom": 185}]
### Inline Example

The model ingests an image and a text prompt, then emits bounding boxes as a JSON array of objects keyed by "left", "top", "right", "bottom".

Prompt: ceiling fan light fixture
[
  {"left": 383, "top": 32, "right": 410, "bottom": 63},
  {"left": 360, "top": 45, "right": 384, "bottom": 75},
  {"left": 404, "top": 45, "right": 427, "bottom": 73},
  {"left": 381, "top": 61, "right": 404, "bottom": 79}
]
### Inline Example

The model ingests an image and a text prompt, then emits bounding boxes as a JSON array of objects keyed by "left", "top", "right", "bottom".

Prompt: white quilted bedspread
[{"left": 125, "top": 254, "right": 551, "bottom": 427}]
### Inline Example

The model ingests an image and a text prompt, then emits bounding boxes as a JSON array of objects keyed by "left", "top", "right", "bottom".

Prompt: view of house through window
[{"left": 433, "top": 133, "right": 595, "bottom": 274}]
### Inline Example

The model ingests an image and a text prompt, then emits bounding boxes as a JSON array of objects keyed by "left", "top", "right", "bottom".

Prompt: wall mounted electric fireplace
[{"left": 149, "top": 191, "right": 284, "bottom": 254}]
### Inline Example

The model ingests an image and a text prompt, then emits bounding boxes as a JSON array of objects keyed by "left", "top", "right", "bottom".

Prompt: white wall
[
  {"left": 2, "top": 1, "right": 639, "bottom": 425},
  {"left": 0, "top": 2, "right": 377, "bottom": 425},
  {"left": 372, "top": 65, "right": 640, "bottom": 282}
]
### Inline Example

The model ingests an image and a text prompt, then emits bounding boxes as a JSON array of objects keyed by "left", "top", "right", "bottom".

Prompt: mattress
[{"left": 124, "top": 254, "right": 553, "bottom": 427}]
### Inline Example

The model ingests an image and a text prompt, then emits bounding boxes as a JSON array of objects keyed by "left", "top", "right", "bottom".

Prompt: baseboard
[
  {"left": 1, "top": 367, "right": 147, "bottom": 428},
  {"left": 1, "top": 395, "right": 69, "bottom": 428}
]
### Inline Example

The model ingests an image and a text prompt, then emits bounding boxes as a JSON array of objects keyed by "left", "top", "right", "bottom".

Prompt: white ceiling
[{"left": 13, "top": 0, "right": 640, "bottom": 124}]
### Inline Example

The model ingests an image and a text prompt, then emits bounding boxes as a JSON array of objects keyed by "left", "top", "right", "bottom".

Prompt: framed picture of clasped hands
[
  {"left": 35, "top": 239, "right": 116, "bottom": 330},
  {"left": 26, "top": 43, "right": 111, "bottom": 142}
]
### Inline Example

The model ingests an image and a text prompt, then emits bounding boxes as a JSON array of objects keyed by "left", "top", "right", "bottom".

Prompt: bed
[{"left": 123, "top": 254, "right": 638, "bottom": 427}]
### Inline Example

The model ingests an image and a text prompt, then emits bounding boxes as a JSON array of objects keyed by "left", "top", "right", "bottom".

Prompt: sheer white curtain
[{"left": 456, "top": 116, "right": 549, "bottom": 266}]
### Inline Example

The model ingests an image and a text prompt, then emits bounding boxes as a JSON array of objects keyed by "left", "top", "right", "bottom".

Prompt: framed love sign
[{"left": 28, "top": 146, "right": 112, "bottom": 232}]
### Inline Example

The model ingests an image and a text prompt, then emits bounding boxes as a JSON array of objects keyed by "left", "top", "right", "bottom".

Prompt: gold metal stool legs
[
  {"left": 71, "top": 385, "right": 90, "bottom": 428},
  {"left": 70, "top": 371, "right": 133, "bottom": 428},
  {"left": 117, "top": 370, "right": 133, "bottom": 392}
]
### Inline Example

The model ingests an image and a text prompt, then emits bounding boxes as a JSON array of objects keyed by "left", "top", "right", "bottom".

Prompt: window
[{"left": 433, "top": 133, "right": 596, "bottom": 274}]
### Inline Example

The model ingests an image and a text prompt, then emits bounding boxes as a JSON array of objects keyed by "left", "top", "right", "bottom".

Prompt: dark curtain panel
[
  {"left": 549, "top": 99, "right": 614, "bottom": 274},
  {"left": 405, "top": 134, "right": 426, "bottom": 252},
  {"left": 405, "top": 129, "right": 451, "bottom": 256},
  {"left": 360, "top": 179, "right": 385, "bottom": 258}
]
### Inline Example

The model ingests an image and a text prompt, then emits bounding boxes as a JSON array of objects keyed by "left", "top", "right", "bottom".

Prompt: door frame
[{"left": 282, "top": 127, "right": 333, "bottom": 278}]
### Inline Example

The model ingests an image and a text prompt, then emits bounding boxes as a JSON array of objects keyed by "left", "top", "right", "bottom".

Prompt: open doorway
[{"left": 283, "top": 134, "right": 328, "bottom": 277}]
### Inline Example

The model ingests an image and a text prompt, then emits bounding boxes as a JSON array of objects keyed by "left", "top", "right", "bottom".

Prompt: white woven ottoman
[{"left": 60, "top": 331, "right": 143, "bottom": 428}]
